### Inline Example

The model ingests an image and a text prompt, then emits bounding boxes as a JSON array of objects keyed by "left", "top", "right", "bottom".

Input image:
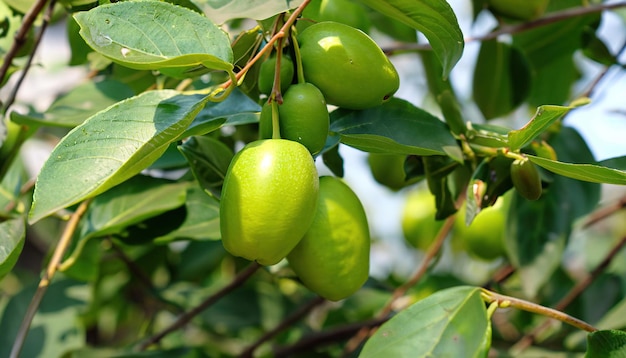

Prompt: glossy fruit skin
[
  {"left": 257, "top": 56, "right": 294, "bottom": 95},
  {"left": 259, "top": 83, "right": 329, "bottom": 155},
  {"left": 299, "top": 0, "right": 371, "bottom": 33},
  {"left": 287, "top": 176, "right": 370, "bottom": 301},
  {"left": 510, "top": 158, "right": 542, "bottom": 201},
  {"left": 401, "top": 188, "right": 444, "bottom": 251},
  {"left": 298, "top": 21, "right": 399, "bottom": 110},
  {"left": 220, "top": 139, "right": 319, "bottom": 266},
  {"left": 454, "top": 195, "right": 509, "bottom": 261},
  {"left": 488, "top": 0, "right": 549, "bottom": 20}
]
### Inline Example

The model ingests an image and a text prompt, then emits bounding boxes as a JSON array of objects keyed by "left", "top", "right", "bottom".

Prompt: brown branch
[
  {"left": 582, "top": 194, "right": 626, "bottom": 229},
  {"left": 1, "top": 0, "right": 52, "bottom": 113},
  {"left": 9, "top": 199, "right": 91, "bottom": 358},
  {"left": 137, "top": 261, "right": 261, "bottom": 351},
  {"left": 510, "top": 235, "right": 626, "bottom": 354},
  {"left": 343, "top": 202, "right": 459, "bottom": 355},
  {"left": 272, "top": 317, "right": 389, "bottom": 358},
  {"left": 382, "top": 2, "right": 626, "bottom": 55},
  {"left": 221, "top": 0, "right": 311, "bottom": 88},
  {"left": 238, "top": 296, "right": 326, "bottom": 358},
  {"left": 107, "top": 239, "right": 184, "bottom": 314}
]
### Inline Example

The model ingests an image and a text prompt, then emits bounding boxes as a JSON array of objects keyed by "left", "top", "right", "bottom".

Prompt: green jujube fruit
[
  {"left": 454, "top": 195, "right": 509, "bottom": 261},
  {"left": 220, "top": 139, "right": 319, "bottom": 265},
  {"left": 287, "top": 176, "right": 370, "bottom": 301},
  {"left": 259, "top": 83, "right": 329, "bottom": 155},
  {"left": 299, "top": 0, "right": 370, "bottom": 33},
  {"left": 257, "top": 55, "right": 294, "bottom": 95},
  {"left": 510, "top": 158, "right": 542, "bottom": 200},
  {"left": 401, "top": 188, "right": 444, "bottom": 251},
  {"left": 298, "top": 21, "right": 399, "bottom": 110}
]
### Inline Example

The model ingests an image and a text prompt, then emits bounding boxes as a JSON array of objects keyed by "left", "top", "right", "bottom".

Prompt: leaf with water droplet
[{"left": 74, "top": 1, "right": 233, "bottom": 78}]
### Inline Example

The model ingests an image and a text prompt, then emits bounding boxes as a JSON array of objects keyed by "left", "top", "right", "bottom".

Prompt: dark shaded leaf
[{"left": 330, "top": 98, "right": 458, "bottom": 156}]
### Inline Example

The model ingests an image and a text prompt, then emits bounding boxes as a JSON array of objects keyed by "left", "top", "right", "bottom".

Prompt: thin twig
[
  {"left": 239, "top": 296, "right": 326, "bottom": 358},
  {"left": 137, "top": 261, "right": 262, "bottom": 351},
  {"left": 509, "top": 235, "right": 626, "bottom": 354},
  {"left": 272, "top": 317, "right": 389, "bottom": 358},
  {"left": 382, "top": 2, "right": 626, "bottom": 55},
  {"left": 343, "top": 207, "right": 459, "bottom": 355},
  {"left": 0, "top": 0, "right": 51, "bottom": 112},
  {"left": 9, "top": 199, "right": 91, "bottom": 358},
  {"left": 582, "top": 194, "right": 626, "bottom": 229},
  {"left": 482, "top": 289, "right": 597, "bottom": 334},
  {"left": 107, "top": 239, "right": 184, "bottom": 314},
  {"left": 221, "top": 0, "right": 311, "bottom": 89},
  {"left": 575, "top": 39, "right": 626, "bottom": 103}
]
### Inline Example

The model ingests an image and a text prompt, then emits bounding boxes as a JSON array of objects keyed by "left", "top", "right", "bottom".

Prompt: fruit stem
[
  {"left": 291, "top": 29, "right": 307, "bottom": 84},
  {"left": 221, "top": 0, "right": 312, "bottom": 89},
  {"left": 480, "top": 288, "right": 597, "bottom": 333},
  {"left": 271, "top": 100, "right": 281, "bottom": 139}
]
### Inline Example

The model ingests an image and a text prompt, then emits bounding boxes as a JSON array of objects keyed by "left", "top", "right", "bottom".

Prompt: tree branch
[
  {"left": 343, "top": 198, "right": 460, "bottom": 355},
  {"left": 221, "top": 0, "right": 312, "bottom": 89},
  {"left": 9, "top": 199, "right": 91, "bottom": 358},
  {"left": 272, "top": 317, "right": 389, "bottom": 358},
  {"left": 239, "top": 296, "right": 325, "bottom": 358},
  {"left": 509, "top": 234, "right": 626, "bottom": 354},
  {"left": 382, "top": 2, "right": 626, "bottom": 55},
  {"left": 137, "top": 261, "right": 261, "bottom": 351},
  {"left": 0, "top": 0, "right": 52, "bottom": 113}
]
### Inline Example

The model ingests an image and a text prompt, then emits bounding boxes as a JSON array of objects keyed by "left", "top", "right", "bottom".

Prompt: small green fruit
[
  {"left": 257, "top": 55, "right": 294, "bottom": 95},
  {"left": 287, "top": 176, "right": 370, "bottom": 301},
  {"left": 401, "top": 188, "right": 444, "bottom": 251},
  {"left": 454, "top": 195, "right": 509, "bottom": 261},
  {"left": 220, "top": 139, "right": 319, "bottom": 265},
  {"left": 510, "top": 158, "right": 542, "bottom": 201},
  {"left": 299, "top": 0, "right": 370, "bottom": 32},
  {"left": 259, "top": 83, "right": 329, "bottom": 155},
  {"left": 298, "top": 21, "right": 399, "bottom": 109}
]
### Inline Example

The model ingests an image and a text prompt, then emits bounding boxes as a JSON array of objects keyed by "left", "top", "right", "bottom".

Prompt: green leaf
[
  {"left": 586, "top": 330, "right": 626, "bottom": 358},
  {"left": 0, "top": 217, "right": 25, "bottom": 280},
  {"left": 0, "top": 279, "right": 87, "bottom": 358},
  {"left": 360, "top": 286, "right": 490, "bottom": 357},
  {"left": 179, "top": 136, "right": 233, "bottom": 197},
  {"left": 528, "top": 156, "right": 626, "bottom": 185},
  {"left": 321, "top": 140, "right": 344, "bottom": 177},
  {"left": 29, "top": 90, "right": 208, "bottom": 223},
  {"left": 11, "top": 79, "right": 135, "bottom": 128},
  {"left": 356, "top": 0, "right": 464, "bottom": 77},
  {"left": 155, "top": 185, "right": 221, "bottom": 243},
  {"left": 505, "top": 127, "right": 600, "bottom": 297},
  {"left": 181, "top": 88, "right": 261, "bottom": 138},
  {"left": 599, "top": 156, "right": 626, "bottom": 170},
  {"left": 200, "top": 0, "right": 304, "bottom": 24},
  {"left": 330, "top": 98, "right": 458, "bottom": 156},
  {"left": 74, "top": 1, "right": 234, "bottom": 78},
  {"left": 472, "top": 39, "right": 531, "bottom": 120},
  {"left": 80, "top": 175, "right": 189, "bottom": 239},
  {"left": 508, "top": 99, "right": 590, "bottom": 151},
  {"left": 513, "top": 2, "right": 600, "bottom": 106}
]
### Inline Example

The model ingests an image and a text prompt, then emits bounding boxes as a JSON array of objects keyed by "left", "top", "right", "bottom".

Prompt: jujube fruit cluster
[{"left": 219, "top": 10, "right": 393, "bottom": 300}]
